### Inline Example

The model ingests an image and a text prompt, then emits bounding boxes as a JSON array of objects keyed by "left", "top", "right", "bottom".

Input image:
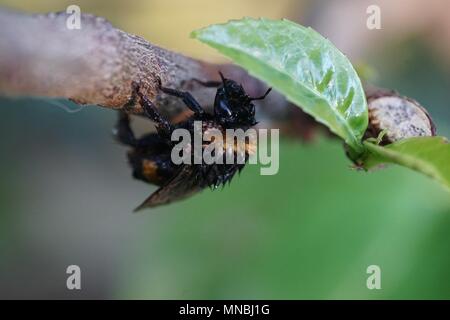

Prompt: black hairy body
[{"left": 115, "top": 73, "right": 271, "bottom": 211}]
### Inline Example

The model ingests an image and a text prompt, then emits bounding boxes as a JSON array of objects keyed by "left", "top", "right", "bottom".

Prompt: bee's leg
[
  {"left": 136, "top": 89, "right": 174, "bottom": 139},
  {"left": 200, "top": 164, "right": 222, "bottom": 189},
  {"left": 159, "top": 81, "right": 206, "bottom": 117},
  {"left": 221, "top": 165, "right": 240, "bottom": 186},
  {"left": 190, "top": 78, "right": 222, "bottom": 87},
  {"left": 114, "top": 111, "right": 138, "bottom": 147},
  {"left": 114, "top": 82, "right": 143, "bottom": 146},
  {"left": 184, "top": 71, "right": 223, "bottom": 88}
]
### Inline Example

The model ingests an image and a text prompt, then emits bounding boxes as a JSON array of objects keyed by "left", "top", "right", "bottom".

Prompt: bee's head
[{"left": 214, "top": 72, "right": 271, "bottom": 128}]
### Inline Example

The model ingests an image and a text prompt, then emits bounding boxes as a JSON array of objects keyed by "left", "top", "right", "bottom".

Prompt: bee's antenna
[{"left": 249, "top": 87, "right": 272, "bottom": 101}]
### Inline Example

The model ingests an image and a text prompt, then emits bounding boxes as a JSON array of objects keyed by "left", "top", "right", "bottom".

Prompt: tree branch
[{"left": 0, "top": 8, "right": 288, "bottom": 120}]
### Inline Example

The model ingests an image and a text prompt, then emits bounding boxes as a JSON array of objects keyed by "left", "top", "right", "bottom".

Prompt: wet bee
[{"left": 115, "top": 73, "right": 271, "bottom": 211}]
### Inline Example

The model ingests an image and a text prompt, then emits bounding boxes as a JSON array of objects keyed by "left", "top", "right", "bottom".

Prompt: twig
[{"left": 0, "top": 8, "right": 288, "bottom": 119}]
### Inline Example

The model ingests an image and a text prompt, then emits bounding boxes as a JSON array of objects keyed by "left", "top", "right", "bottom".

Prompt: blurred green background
[{"left": 0, "top": 0, "right": 449, "bottom": 299}]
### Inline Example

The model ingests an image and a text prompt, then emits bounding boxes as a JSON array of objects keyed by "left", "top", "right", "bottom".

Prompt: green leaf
[
  {"left": 363, "top": 137, "right": 450, "bottom": 190},
  {"left": 192, "top": 18, "right": 368, "bottom": 152}
]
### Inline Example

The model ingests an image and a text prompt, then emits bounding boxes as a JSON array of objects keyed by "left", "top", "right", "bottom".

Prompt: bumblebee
[{"left": 115, "top": 73, "right": 271, "bottom": 211}]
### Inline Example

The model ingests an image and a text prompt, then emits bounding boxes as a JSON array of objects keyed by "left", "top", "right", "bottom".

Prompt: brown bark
[{"left": 0, "top": 8, "right": 288, "bottom": 120}]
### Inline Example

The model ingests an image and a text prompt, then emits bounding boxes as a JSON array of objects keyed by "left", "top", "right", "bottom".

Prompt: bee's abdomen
[{"left": 127, "top": 151, "right": 177, "bottom": 186}]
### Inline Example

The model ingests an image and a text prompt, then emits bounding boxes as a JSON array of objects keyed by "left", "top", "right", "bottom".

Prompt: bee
[{"left": 114, "top": 73, "right": 271, "bottom": 211}]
